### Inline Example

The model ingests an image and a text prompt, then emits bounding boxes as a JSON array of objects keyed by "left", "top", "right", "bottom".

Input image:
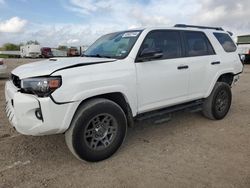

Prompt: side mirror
[{"left": 136, "top": 48, "right": 163, "bottom": 62}]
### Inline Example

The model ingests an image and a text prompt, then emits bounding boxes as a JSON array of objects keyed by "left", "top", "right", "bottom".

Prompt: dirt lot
[{"left": 0, "top": 59, "right": 249, "bottom": 188}]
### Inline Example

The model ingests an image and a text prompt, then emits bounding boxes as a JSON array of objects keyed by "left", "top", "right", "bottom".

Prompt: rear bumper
[{"left": 5, "top": 81, "right": 78, "bottom": 136}]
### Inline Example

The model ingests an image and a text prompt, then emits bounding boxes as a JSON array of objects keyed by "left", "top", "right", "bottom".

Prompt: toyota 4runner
[{"left": 5, "top": 24, "right": 243, "bottom": 162}]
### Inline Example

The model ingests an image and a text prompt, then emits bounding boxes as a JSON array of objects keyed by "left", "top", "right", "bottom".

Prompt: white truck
[
  {"left": 51, "top": 49, "right": 67, "bottom": 57},
  {"left": 5, "top": 25, "right": 243, "bottom": 162},
  {"left": 20, "top": 44, "right": 41, "bottom": 58}
]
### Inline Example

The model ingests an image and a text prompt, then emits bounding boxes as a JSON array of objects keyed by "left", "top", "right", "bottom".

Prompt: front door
[{"left": 135, "top": 30, "right": 189, "bottom": 113}]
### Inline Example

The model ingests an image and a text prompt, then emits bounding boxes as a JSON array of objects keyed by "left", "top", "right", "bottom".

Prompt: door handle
[
  {"left": 211, "top": 61, "right": 220, "bottom": 65},
  {"left": 177, "top": 65, "right": 189, "bottom": 70}
]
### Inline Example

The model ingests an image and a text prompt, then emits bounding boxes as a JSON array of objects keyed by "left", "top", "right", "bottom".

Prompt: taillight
[
  {"left": 248, "top": 50, "right": 250, "bottom": 55},
  {"left": 0, "top": 61, "right": 3, "bottom": 65}
]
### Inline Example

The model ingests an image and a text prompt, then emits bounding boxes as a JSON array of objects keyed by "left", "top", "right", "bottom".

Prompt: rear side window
[
  {"left": 139, "top": 30, "right": 182, "bottom": 60},
  {"left": 214, "top": 33, "right": 237, "bottom": 52},
  {"left": 184, "top": 31, "right": 215, "bottom": 57}
]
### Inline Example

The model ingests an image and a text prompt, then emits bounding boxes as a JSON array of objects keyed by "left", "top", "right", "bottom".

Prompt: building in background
[{"left": 237, "top": 35, "right": 250, "bottom": 63}]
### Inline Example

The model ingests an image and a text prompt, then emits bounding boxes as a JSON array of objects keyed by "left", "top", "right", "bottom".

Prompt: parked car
[
  {"left": 0, "top": 58, "right": 7, "bottom": 76},
  {"left": 5, "top": 25, "right": 243, "bottom": 162},
  {"left": 41, "top": 47, "right": 53, "bottom": 58},
  {"left": 20, "top": 44, "right": 41, "bottom": 58}
]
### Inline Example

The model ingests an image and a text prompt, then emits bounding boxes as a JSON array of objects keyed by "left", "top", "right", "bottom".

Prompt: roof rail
[{"left": 174, "top": 24, "right": 224, "bottom": 31}]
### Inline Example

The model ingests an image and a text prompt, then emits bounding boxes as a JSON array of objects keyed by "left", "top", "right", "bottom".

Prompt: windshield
[{"left": 83, "top": 30, "right": 142, "bottom": 59}]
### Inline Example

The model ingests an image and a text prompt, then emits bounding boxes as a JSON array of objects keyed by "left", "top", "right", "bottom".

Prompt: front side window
[
  {"left": 184, "top": 31, "right": 215, "bottom": 57},
  {"left": 214, "top": 33, "right": 237, "bottom": 52},
  {"left": 138, "top": 30, "right": 182, "bottom": 60},
  {"left": 84, "top": 30, "right": 142, "bottom": 59}
]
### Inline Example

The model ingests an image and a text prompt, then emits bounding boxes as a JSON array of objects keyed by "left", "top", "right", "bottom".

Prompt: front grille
[{"left": 11, "top": 74, "right": 21, "bottom": 88}]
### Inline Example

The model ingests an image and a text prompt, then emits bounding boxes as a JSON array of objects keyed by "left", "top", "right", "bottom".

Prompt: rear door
[
  {"left": 213, "top": 32, "right": 241, "bottom": 73},
  {"left": 182, "top": 31, "right": 219, "bottom": 99},
  {"left": 135, "top": 30, "right": 190, "bottom": 113}
]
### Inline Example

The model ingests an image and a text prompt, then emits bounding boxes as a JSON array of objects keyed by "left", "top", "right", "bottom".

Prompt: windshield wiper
[{"left": 83, "top": 54, "right": 113, "bottom": 59}]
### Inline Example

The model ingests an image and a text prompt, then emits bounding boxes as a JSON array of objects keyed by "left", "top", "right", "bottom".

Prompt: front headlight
[{"left": 21, "top": 76, "right": 62, "bottom": 97}]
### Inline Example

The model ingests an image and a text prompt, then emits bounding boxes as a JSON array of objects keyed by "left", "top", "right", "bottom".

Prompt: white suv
[{"left": 5, "top": 25, "right": 243, "bottom": 162}]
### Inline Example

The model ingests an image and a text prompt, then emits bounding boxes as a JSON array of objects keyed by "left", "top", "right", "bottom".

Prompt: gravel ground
[{"left": 0, "top": 59, "right": 249, "bottom": 188}]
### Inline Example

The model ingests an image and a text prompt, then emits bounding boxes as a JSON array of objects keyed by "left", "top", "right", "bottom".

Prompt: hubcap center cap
[{"left": 95, "top": 125, "right": 107, "bottom": 138}]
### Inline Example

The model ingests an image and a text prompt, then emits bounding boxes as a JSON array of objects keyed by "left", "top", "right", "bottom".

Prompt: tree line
[{"left": 0, "top": 40, "right": 40, "bottom": 51}]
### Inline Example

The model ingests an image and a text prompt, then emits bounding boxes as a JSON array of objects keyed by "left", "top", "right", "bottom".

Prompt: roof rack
[{"left": 174, "top": 24, "right": 224, "bottom": 31}]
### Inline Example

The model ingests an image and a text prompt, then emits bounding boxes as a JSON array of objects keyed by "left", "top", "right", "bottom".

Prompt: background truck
[
  {"left": 51, "top": 49, "right": 67, "bottom": 57},
  {"left": 237, "top": 35, "right": 250, "bottom": 63},
  {"left": 20, "top": 44, "right": 41, "bottom": 58},
  {"left": 41, "top": 47, "right": 53, "bottom": 58},
  {"left": 67, "top": 47, "right": 80, "bottom": 57}
]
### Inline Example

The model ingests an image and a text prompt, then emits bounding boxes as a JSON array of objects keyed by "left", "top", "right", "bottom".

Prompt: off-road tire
[
  {"left": 202, "top": 82, "right": 232, "bottom": 120},
  {"left": 65, "top": 98, "right": 127, "bottom": 162}
]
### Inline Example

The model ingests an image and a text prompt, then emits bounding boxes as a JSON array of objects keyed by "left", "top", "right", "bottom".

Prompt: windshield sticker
[{"left": 122, "top": 32, "right": 140, "bottom": 38}]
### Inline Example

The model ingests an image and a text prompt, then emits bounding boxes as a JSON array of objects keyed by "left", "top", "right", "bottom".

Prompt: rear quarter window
[{"left": 214, "top": 33, "right": 237, "bottom": 52}]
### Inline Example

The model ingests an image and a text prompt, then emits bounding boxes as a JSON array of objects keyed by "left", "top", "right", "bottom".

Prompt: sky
[{"left": 0, "top": 0, "right": 249, "bottom": 47}]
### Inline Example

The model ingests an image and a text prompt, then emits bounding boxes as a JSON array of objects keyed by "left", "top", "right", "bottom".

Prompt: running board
[{"left": 135, "top": 100, "right": 204, "bottom": 122}]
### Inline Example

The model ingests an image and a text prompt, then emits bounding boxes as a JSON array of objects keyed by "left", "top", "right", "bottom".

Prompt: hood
[{"left": 12, "top": 57, "right": 116, "bottom": 79}]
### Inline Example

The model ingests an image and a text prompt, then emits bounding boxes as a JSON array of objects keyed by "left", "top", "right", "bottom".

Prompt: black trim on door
[
  {"left": 211, "top": 61, "right": 221, "bottom": 65},
  {"left": 177, "top": 65, "right": 189, "bottom": 70}
]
